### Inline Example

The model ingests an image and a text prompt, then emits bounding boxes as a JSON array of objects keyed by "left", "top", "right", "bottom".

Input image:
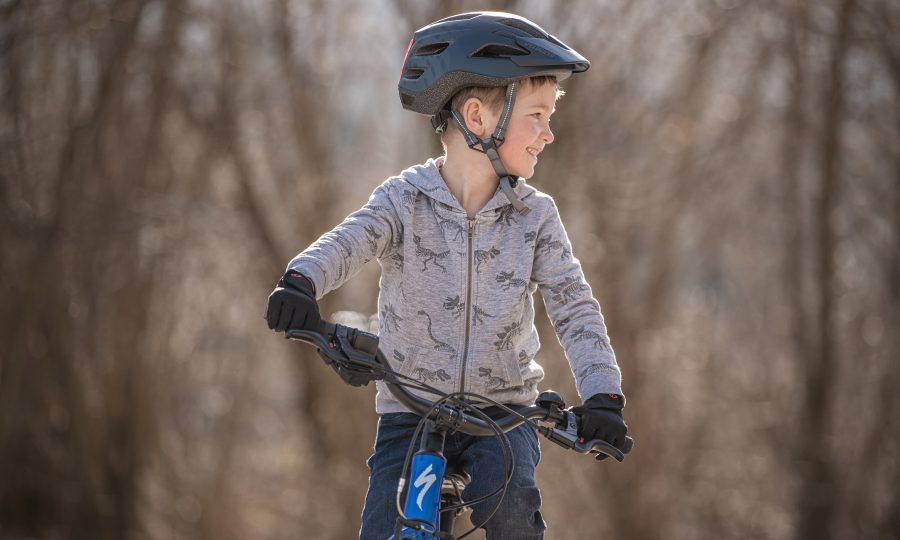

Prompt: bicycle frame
[{"left": 285, "top": 324, "right": 632, "bottom": 540}]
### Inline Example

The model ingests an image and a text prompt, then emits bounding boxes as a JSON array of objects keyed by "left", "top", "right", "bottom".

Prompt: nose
[{"left": 541, "top": 124, "right": 554, "bottom": 145}]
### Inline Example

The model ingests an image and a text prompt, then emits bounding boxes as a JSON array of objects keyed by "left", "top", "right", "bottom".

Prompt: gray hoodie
[{"left": 289, "top": 157, "right": 622, "bottom": 414}]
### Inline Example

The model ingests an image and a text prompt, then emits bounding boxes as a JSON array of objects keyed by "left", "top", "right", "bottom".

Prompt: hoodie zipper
[{"left": 459, "top": 217, "right": 476, "bottom": 395}]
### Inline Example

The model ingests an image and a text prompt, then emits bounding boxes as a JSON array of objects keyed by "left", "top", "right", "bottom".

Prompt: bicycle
[{"left": 286, "top": 320, "right": 633, "bottom": 540}]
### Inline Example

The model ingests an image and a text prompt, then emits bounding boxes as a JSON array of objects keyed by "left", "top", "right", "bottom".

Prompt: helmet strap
[
  {"left": 431, "top": 109, "right": 452, "bottom": 133},
  {"left": 446, "top": 82, "right": 531, "bottom": 215}
]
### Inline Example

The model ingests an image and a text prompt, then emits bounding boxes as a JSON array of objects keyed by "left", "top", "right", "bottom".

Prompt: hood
[{"left": 400, "top": 157, "right": 537, "bottom": 215}]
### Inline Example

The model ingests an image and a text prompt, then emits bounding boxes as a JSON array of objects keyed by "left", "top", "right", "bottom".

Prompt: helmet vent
[
  {"left": 415, "top": 42, "right": 450, "bottom": 56},
  {"left": 471, "top": 43, "right": 528, "bottom": 58},
  {"left": 403, "top": 68, "right": 425, "bottom": 79},
  {"left": 547, "top": 34, "right": 570, "bottom": 50},
  {"left": 498, "top": 19, "right": 545, "bottom": 38}
]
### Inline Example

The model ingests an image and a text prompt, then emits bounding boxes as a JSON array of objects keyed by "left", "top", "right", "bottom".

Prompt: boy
[{"left": 266, "top": 12, "right": 628, "bottom": 539}]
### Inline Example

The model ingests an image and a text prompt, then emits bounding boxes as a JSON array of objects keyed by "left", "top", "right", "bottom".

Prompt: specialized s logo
[{"left": 413, "top": 464, "right": 437, "bottom": 511}]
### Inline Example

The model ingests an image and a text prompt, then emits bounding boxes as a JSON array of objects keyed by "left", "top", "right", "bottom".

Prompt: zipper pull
[{"left": 468, "top": 218, "right": 476, "bottom": 232}]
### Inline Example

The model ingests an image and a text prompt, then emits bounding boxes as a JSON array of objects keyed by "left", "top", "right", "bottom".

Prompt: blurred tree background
[{"left": 1, "top": 0, "right": 898, "bottom": 538}]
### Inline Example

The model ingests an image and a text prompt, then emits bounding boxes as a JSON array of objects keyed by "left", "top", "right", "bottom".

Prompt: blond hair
[{"left": 441, "top": 76, "right": 565, "bottom": 142}]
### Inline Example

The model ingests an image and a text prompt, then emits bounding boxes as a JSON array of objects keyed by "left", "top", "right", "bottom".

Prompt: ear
[{"left": 461, "top": 97, "right": 493, "bottom": 138}]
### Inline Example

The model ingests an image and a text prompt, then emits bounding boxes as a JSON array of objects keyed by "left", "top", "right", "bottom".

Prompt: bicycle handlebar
[{"left": 286, "top": 321, "right": 633, "bottom": 461}]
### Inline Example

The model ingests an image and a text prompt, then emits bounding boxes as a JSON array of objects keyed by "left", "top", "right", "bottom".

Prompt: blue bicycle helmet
[{"left": 398, "top": 12, "right": 590, "bottom": 117}]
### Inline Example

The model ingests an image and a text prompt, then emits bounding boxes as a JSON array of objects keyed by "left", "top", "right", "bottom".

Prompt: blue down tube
[{"left": 390, "top": 452, "right": 447, "bottom": 539}]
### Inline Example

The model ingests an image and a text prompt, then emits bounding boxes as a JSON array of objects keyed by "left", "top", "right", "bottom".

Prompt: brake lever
[
  {"left": 285, "top": 328, "right": 322, "bottom": 345},
  {"left": 538, "top": 410, "right": 629, "bottom": 462},
  {"left": 286, "top": 326, "right": 367, "bottom": 366},
  {"left": 578, "top": 438, "right": 625, "bottom": 462},
  {"left": 286, "top": 325, "right": 384, "bottom": 387}
]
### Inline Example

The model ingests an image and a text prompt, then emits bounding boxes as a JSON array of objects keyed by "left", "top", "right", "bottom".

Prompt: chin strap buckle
[{"left": 499, "top": 175, "right": 530, "bottom": 215}]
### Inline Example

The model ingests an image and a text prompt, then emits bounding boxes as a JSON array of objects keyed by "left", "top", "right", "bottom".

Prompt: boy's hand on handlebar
[
  {"left": 265, "top": 270, "right": 321, "bottom": 332},
  {"left": 571, "top": 393, "right": 628, "bottom": 460}
]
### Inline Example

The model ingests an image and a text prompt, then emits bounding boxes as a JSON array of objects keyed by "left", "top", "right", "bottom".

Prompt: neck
[{"left": 439, "top": 143, "right": 499, "bottom": 219}]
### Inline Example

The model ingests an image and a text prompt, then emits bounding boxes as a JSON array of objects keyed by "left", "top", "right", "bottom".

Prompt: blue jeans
[{"left": 359, "top": 412, "right": 546, "bottom": 540}]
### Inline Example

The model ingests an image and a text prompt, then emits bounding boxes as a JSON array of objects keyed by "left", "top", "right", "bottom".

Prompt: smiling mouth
[{"left": 527, "top": 147, "right": 541, "bottom": 158}]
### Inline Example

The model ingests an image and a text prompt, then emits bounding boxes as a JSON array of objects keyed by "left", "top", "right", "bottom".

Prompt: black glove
[
  {"left": 571, "top": 393, "right": 628, "bottom": 458},
  {"left": 265, "top": 270, "right": 321, "bottom": 332}
]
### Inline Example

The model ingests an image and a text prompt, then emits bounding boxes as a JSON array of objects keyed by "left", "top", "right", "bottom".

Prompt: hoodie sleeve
[
  {"left": 287, "top": 181, "right": 401, "bottom": 298},
  {"left": 531, "top": 198, "right": 623, "bottom": 401}
]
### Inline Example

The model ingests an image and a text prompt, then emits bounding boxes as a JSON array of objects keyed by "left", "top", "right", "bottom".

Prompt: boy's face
[{"left": 485, "top": 80, "right": 557, "bottom": 180}]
